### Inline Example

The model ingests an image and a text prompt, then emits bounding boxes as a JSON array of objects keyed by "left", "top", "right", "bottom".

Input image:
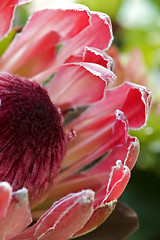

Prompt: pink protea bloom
[{"left": 0, "top": 2, "right": 152, "bottom": 240}]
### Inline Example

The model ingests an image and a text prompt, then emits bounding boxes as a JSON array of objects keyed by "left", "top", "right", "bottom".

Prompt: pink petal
[
  {"left": 0, "top": 5, "right": 90, "bottom": 76},
  {"left": 0, "top": 188, "right": 32, "bottom": 240},
  {"left": 67, "top": 82, "right": 151, "bottom": 132},
  {"left": 17, "top": 190, "right": 94, "bottom": 240},
  {"left": 80, "top": 137, "right": 137, "bottom": 206},
  {"left": 84, "top": 135, "right": 139, "bottom": 176},
  {"left": 61, "top": 110, "right": 128, "bottom": 171},
  {"left": 9, "top": 31, "right": 61, "bottom": 78},
  {"left": 0, "top": 182, "right": 12, "bottom": 220},
  {"left": 55, "top": 11, "right": 113, "bottom": 66},
  {"left": 65, "top": 47, "right": 113, "bottom": 70},
  {"left": 103, "top": 160, "right": 130, "bottom": 203},
  {"left": 43, "top": 141, "right": 133, "bottom": 236},
  {"left": 0, "top": 0, "right": 30, "bottom": 39},
  {"left": 29, "top": 9, "right": 113, "bottom": 83},
  {"left": 50, "top": 136, "right": 137, "bottom": 204},
  {"left": 91, "top": 161, "right": 130, "bottom": 208},
  {"left": 46, "top": 62, "right": 115, "bottom": 109},
  {"left": 73, "top": 200, "right": 116, "bottom": 238},
  {"left": 119, "top": 83, "right": 151, "bottom": 129},
  {"left": 83, "top": 47, "right": 113, "bottom": 69},
  {"left": 91, "top": 82, "right": 151, "bottom": 129},
  {"left": 55, "top": 84, "right": 147, "bottom": 185}
]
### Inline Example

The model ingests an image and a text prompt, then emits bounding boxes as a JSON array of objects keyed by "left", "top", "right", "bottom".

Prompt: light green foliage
[
  {"left": 79, "top": 0, "right": 123, "bottom": 19},
  {"left": 0, "top": 30, "right": 17, "bottom": 56}
]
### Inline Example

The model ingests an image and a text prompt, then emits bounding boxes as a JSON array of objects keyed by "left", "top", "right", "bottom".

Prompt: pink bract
[
  {"left": 0, "top": 0, "right": 30, "bottom": 39},
  {"left": 0, "top": 2, "right": 151, "bottom": 240}
]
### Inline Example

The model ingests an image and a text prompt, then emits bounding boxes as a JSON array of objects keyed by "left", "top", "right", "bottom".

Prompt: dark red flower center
[{"left": 0, "top": 72, "right": 66, "bottom": 205}]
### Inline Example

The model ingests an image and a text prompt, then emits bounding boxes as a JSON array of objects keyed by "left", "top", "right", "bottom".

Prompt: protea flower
[{"left": 0, "top": 1, "right": 151, "bottom": 240}]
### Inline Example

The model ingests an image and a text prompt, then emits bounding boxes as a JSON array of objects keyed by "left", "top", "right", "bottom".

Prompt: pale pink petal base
[
  {"left": 0, "top": 184, "right": 32, "bottom": 240},
  {"left": 16, "top": 190, "right": 95, "bottom": 240},
  {"left": 46, "top": 62, "right": 116, "bottom": 109}
]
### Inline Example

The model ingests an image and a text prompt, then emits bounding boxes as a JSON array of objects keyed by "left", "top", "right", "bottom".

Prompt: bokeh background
[{"left": 15, "top": 0, "right": 160, "bottom": 239}]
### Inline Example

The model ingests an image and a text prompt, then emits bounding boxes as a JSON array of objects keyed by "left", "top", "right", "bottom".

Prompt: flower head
[
  {"left": 0, "top": 73, "right": 66, "bottom": 205},
  {"left": 0, "top": 1, "right": 151, "bottom": 240}
]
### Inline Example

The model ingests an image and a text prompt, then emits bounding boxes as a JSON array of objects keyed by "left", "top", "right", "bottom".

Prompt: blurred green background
[
  {"left": 78, "top": 0, "right": 160, "bottom": 239},
  {"left": 15, "top": 0, "right": 160, "bottom": 239}
]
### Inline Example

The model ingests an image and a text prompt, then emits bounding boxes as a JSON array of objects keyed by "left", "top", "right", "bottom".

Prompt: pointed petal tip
[
  {"left": 76, "top": 201, "right": 139, "bottom": 240},
  {"left": 12, "top": 187, "right": 28, "bottom": 201},
  {"left": 73, "top": 200, "right": 117, "bottom": 238},
  {"left": 105, "top": 160, "right": 130, "bottom": 203},
  {"left": 124, "top": 82, "right": 152, "bottom": 129},
  {"left": 0, "top": 181, "right": 12, "bottom": 192},
  {"left": 0, "top": 182, "right": 12, "bottom": 220},
  {"left": 0, "top": 185, "right": 32, "bottom": 240},
  {"left": 79, "top": 189, "right": 95, "bottom": 205}
]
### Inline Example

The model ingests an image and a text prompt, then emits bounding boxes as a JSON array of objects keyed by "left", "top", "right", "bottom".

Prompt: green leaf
[
  {"left": 78, "top": 0, "right": 123, "bottom": 20},
  {"left": 0, "top": 29, "right": 17, "bottom": 56}
]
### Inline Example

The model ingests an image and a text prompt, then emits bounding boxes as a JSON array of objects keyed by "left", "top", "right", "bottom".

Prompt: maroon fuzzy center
[{"left": 0, "top": 73, "right": 66, "bottom": 205}]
